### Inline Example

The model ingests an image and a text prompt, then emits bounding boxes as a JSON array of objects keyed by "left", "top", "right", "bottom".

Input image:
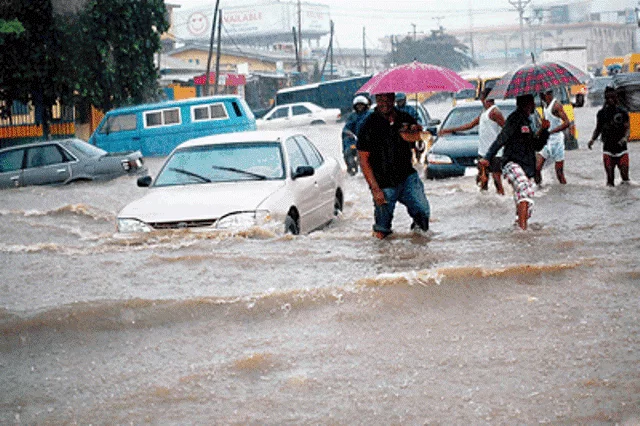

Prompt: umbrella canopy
[
  {"left": 357, "top": 61, "right": 473, "bottom": 95},
  {"left": 489, "top": 61, "right": 588, "bottom": 99}
]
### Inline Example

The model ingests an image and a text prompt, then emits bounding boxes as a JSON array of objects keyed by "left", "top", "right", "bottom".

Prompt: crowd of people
[{"left": 342, "top": 87, "right": 631, "bottom": 237}]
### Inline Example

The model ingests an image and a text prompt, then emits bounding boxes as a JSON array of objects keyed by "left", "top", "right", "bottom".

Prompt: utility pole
[
  {"left": 204, "top": 0, "right": 221, "bottom": 96},
  {"left": 468, "top": 1, "right": 475, "bottom": 61},
  {"left": 293, "top": 27, "right": 301, "bottom": 73},
  {"left": 509, "top": 0, "right": 531, "bottom": 63},
  {"left": 330, "top": 20, "right": 334, "bottom": 78},
  {"left": 214, "top": 9, "right": 222, "bottom": 94},
  {"left": 411, "top": 23, "right": 417, "bottom": 41},
  {"left": 297, "top": 0, "right": 302, "bottom": 58},
  {"left": 363, "top": 27, "right": 368, "bottom": 75}
]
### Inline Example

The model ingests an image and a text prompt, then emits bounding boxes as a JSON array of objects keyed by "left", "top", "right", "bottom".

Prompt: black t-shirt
[
  {"left": 356, "top": 108, "right": 417, "bottom": 188},
  {"left": 596, "top": 105, "right": 629, "bottom": 155}
]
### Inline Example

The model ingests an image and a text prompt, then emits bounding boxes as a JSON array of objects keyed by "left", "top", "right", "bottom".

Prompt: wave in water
[
  {"left": 0, "top": 261, "right": 590, "bottom": 337},
  {"left": 0, "top": 203, "right": 113, "bottom": 222}
]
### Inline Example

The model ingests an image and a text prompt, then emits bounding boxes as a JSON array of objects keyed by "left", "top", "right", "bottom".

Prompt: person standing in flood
[
  {"left": 357, "top": 92, "right": 431, "bottom": 239},
  {"left": 535, "top": 90, "right": 571, "bottom": 185},
  {"left": 588, "top": 86, "right": 630, "bottom": 186},
  {"left": 480, "top": 94, "right": 550, "bottom": 230},
  {"left": 438, "top": 87, "right": 506, "bottom": 194}
]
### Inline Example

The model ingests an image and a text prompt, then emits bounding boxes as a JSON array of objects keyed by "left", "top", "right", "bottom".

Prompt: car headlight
[
  {"left": 215, "top": 210, "right": 271, "bottom": 231},
  {"left": 427, "top": 153, "right": 453, "bottom": 165},
  {"left": 117, "top": 218, "right": 153, "bottom": 233}
]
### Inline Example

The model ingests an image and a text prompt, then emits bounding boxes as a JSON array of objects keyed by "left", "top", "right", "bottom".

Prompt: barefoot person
[
  {"left": 439, "top": 88, "right": 506, "bottom": 194},
  {"left": 588, "top": 86, "right": 630, "bottom": 186},
  {"left": 535, "top": 90, "right": 570, "bottom": 185},
  {"left": 357, "top": 92, "right": 431, "bottom": 239},
  {"left": 480, "top": 94, "right": 550, "bottom": 230}
]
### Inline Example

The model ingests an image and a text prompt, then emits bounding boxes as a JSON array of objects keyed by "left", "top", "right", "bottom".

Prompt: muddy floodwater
[{"left": 1, "top": 103, "right": 639, "bottom": 424}]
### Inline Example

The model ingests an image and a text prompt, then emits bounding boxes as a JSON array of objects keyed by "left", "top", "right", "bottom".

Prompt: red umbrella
[
  {"left": 488, "top": 61, "right": 588, "bottom": 99},
  {"left": 357, "top": 61, "right": 474, "bottom": 95}
]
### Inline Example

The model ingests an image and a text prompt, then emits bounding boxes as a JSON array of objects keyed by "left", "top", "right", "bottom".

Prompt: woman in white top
[
  {"left": 439, "top": 88, "right": 506, "bottom": 194},
  {"left": 535, "top": 90, "right": 570, "bottom": 185}
]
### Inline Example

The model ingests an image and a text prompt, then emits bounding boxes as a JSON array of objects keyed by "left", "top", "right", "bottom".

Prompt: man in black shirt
[
  {"left": 357, "top": 92, "right": 430, "bottom": 239},
  {"left": 588, "top": 87, "right": 630, "bottom": 186},
  {"left": 481, "top": 94, "right": 550, "bottom": 230}
]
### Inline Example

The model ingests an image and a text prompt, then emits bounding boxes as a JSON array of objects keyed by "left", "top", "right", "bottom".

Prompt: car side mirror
[
  {"left": 137, "top": 175, "right": 152, "bottom": 187},
  {"left": 292, "top": 165, "right": 314, "bottom": 179},
  {"left": 426, "top": 126, "right": 439, "bottom": 135},
  {"left": 428, "top": 119, "right": 441, "bottom": 126}
]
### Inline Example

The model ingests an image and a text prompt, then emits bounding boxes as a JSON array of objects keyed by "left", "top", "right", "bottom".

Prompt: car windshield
[
  {"left": 441, "top": 103, "right": 517, "bottom": 135},
  {"left": 154, "top": 142, "right": 285, "bottom": 187},
  {"left": 68, "top": 139, "right": 107, "bottom": 157},
  {"left": 591, "top": 77, "right": 613, "bottom": 90}
]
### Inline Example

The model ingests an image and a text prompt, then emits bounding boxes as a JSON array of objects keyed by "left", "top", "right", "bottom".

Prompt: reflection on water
[{"left": 1, "top": 106, "right": 639, "bottom": 424}]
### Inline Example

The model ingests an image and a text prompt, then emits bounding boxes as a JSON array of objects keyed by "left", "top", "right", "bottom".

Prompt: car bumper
[{"left": 426, "top": 164, "right": 475, "bottom": 179}]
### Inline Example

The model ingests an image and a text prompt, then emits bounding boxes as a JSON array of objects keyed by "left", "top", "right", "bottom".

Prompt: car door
[
  {"left": 22, "top": 144, "right": 72, "bottom": 186},
  {"left": 0, "top": 148, "right": 26, "bottom": 189},
  {"left": 284, "top": 137, "right": 323, "bottom": 232},
  {"left": 291, "top": 104, "right": 314, "bottom": 126},
  {"left": 295, "top": 135, "right": 335, "bottom": 223}
]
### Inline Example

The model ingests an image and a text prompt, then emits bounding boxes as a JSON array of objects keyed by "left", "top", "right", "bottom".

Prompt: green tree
[
  {"left": 388, "top": 29, "right": 476, "bottom": 71},
  {"left": 67, "top": 0, "right": 169, "bottom": 112}
]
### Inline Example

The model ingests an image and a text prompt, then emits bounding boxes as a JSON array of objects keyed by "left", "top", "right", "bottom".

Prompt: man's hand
[
  {"left": 540, "top": 119, "right": 551, "bottom": 130},
  {"left": 371, "top": 187, "right": 387, "bottom": 206},
  {"left": 588, "top": 139, "right": 594, "bottom": 150},
  {"left": 478, "top": 158, "right": 490, "bottom": 167}
]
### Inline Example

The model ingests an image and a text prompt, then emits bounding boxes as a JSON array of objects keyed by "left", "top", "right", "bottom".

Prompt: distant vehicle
[
  {"left": 540, "top": 46, "right": 587, "bottom": 107},
  {"left": 116, "top": 130, "right": 345, "bottom": 235},
  {"left": 89, "top": 95, "right": 256, "bottom": 157},
  {"left": 621, "top": 52, "right": 640, "bottom": 73},
  {"left": 603, "top": 56, "right": 624, "bottom": 75},
  {"left": 426, "top": 100, "right": 517, "bottom": 179},
  {"left": 256, "top": 102, "right": 341, "bottom": 129},
  {"left": 0, "top": 138, "right": 145, "bottom": 189},
  {"left": 275, "top": 75, "right": 372, "bottom": 116},
  {"left": 613, "top": 73, "right": 640, "bottom": 141},
  {"left": 587, "top": 76, "right": 614, "bottom": 107},
  {"left": 453, "top": 70, "right": 506, "bottom": 104}
]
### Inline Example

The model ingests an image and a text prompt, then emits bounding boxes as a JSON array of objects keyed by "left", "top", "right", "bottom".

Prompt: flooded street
[{"left": 1, "top": 103, "right": 639, "bottom": 424}]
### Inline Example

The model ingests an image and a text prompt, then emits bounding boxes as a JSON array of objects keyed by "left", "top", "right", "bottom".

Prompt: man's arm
[
  {"left": 551, "top": 101, "right": 570, "bottom": 134},
  {"left": 439, "top": 116, "right": 480, "bottom": 136},
  {"left": 489, "top": 107, "right": 506, "bottom": 127},
  {"left": 358, "top": 151, "right": 386, "bottom": 206},
  {"left": 588, "top": 112, "right": 603, "bottom": 150}
]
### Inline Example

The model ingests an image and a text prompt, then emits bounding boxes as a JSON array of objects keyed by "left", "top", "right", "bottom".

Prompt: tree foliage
[
  {"left": 64, "top": 0, "right": 169, "bottom": 111},
  {"left": 387, "top": 29, "right": 476, "bottom": 71},
  {"left": 0, "top": 0, "right": 169, "bottom": 130}
]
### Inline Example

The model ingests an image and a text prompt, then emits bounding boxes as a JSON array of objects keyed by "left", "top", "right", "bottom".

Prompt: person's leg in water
[
  {"left": 398, "top": 172, "right": 430, "bottom": 232},
  {"left": 477, "top": 159, "right": 489, "bottom": 190},
  {"left": 491, "top": 157, "right": 505, "bottom": 195},
  {"left": 618, "top": 153, "right": 630, "bottom": 183},
  {"left": 554, "top": 160, "right": 567, "bottom": 184},
  {"left": 516, "top": 201, "right": 531, "bottom": 230},
  {"left": 603, "top": 154, "right": 616, "bottom": 186},
  {"left": 535, "top": 153, "right": 545, "bottom": 185},
  {"left": 372, "top": 186, "right": 399, "bottom": 239}
]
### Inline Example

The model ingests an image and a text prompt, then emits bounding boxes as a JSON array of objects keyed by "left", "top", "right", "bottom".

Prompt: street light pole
[{"left": 509, "top": 0, "right": 531, "bottom": 63}]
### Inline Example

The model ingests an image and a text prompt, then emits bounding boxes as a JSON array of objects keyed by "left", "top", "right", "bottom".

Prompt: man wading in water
[
  {"left": 357, "top": 92, "right": 431, "bottom": 239},
  {"left": 480, "top": 94, "right": 550, "bottom": 230}
]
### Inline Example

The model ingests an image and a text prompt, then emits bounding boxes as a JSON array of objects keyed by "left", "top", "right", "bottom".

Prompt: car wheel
[
  {"left": 333, "top": 191, "right": 343, "bottom": 217},
  {"left": 284, "top": 211, "right": 300, "bottom": 235},
  {"left": 310, "top": 120, "right": 326, "bottom": 125}
]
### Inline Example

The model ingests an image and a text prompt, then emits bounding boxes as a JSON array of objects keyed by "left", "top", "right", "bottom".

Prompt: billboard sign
[{"left": 174, "top": 1, "right": 330, "bottom": 42}]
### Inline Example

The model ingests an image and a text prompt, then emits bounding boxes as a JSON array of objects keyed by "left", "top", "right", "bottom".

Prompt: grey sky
[{"left": 167, "top": 0, "right": 626, "bottom": 49}]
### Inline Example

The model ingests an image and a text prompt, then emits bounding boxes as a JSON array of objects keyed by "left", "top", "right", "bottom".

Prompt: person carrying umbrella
[
  {"left": 480, "top": 94, "right": 550, "bottom": 230},
  {"left": 357, "top": 92, "right": 431, "bottom": 239}
]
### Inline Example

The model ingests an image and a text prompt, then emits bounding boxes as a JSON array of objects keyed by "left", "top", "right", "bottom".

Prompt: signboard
[{"left": 174, "top": 1, "right": 330, "bottom": 42}]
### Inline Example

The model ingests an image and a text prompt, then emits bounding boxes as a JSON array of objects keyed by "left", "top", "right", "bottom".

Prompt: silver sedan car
[{"left": 0, "top": 138, "right": 145, "bottom": 189}]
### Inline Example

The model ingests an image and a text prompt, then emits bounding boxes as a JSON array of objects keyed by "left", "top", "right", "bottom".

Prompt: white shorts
[{"left": 540, "top": 135, "right": 565, "bottom": 162}]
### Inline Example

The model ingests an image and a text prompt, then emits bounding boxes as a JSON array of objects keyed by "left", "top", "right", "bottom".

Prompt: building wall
[{"left": 169, "top": 49, "right": 312, "bottom": 74}]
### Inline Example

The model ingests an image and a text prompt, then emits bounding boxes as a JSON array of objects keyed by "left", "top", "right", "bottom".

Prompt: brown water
[{"left": 1, "top": 104, "right": 639, "bottom": 424}]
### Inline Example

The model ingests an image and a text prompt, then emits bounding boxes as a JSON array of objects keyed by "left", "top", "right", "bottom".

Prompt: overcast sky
[{"left": 166, "top": 0, "right": 615, "bottom": 49}]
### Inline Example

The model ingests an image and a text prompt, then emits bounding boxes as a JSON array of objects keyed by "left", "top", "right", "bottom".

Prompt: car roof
[
  {"left": 0, "top": 138, "right": 84, "bottom": 152},
  {"left": 274, "top": 101, "right": 320, "bottom": 108},
  {"left": 452, "top": 99, "right": 516, "bottom": 109},
  {"left": 175, "top": 130, "right": 303, "bottom": 150}
]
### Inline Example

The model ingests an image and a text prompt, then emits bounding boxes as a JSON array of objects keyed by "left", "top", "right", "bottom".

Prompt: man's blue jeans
[{"left": 373, "top": 172, "right": 430, "bottom": 235}]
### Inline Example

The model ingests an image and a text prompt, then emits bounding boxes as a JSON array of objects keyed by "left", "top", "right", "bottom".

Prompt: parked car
[
  {"left": 426, "top": 99, "right": 517, "bottom": 179},
  {"left": 587, "top": 76, "right": 613, "bottom": 107},
  {"left": 116, "top": 130, "right": 345, "bottom": 235},
  {"left": 256, "top": 102, "right": 341, "bottom": 129},
  {"left": 0, "top": 138, "right": 145, "bottom": 189}
]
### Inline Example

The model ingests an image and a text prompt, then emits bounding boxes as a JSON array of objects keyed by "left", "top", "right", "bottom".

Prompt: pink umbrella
[{"left": 357, "top": 61, "right": 474, "bottom": 95}]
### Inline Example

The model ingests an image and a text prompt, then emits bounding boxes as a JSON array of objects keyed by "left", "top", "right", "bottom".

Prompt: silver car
[{"left": 0, "top": 138, "right": 145, "bottom": 189}]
